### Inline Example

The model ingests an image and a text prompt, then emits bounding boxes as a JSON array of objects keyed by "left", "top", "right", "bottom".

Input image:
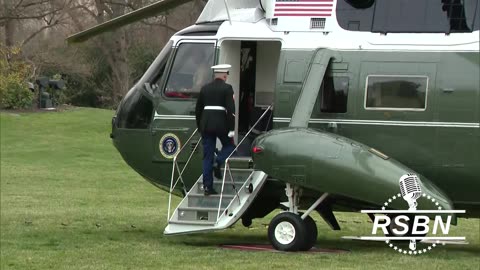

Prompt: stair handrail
[
  {"left": 167, "top": 128, "right": 202, "bottom": 221},
  {"left": 216, "top": 104, "right": 273, "bottom": 221}
]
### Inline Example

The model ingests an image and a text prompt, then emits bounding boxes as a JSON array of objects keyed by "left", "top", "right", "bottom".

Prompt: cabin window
[
  {"left": 336, "top": 0, "right": 480, "bottom": 33},
  {"left": 163, "top": 42, "right": 215, "bottom": 99},
  {"left": 365, "top": 75, "right": 428, "bottom": 110},
  {"left": 319, "top": 76, "right": 349, "bottom": 113}
]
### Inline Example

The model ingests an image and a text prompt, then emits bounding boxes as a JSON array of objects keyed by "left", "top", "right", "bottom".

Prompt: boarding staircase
[{"left": 164, "top": 106, "right": 272, "bottom": 235}]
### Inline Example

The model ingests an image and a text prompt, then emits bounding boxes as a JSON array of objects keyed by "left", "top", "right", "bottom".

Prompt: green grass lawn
[{"left": 1, "top": 108, "right": 479, "bottom": 270}]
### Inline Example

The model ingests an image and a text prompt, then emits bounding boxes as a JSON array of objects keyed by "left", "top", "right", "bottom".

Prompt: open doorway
[{"left": 219, "top": 40, "right": 281, "bottom": 155}]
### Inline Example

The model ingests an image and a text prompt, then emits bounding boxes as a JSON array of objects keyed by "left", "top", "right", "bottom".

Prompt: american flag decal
[{"left": 274, "top": 0, "right": 334, "bottom": 17}]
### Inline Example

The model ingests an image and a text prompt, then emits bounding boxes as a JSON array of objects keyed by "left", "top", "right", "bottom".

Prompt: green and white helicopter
[{"left": 68, "top": 0, "right": 479, "bottom": 251}]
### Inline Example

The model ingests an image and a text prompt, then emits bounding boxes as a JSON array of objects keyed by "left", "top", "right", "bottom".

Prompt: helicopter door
[{"left": 218, "top": 40, "right": 280, "bottom": 154}]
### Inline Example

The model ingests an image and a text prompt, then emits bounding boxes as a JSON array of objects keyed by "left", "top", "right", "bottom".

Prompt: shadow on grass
[
  {"left": 168, "top": 232, "right": 480, "bottom": 256},
  {"left": 109, "top": 227, "right": 479, "bottom": 256},
  {"left": 23, "top": 222, "right": 480, "bottom": 257}
]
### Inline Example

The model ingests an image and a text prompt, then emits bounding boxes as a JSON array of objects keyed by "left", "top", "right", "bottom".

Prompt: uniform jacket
[{"left": 195, "top": 78, "right": 235, "bottom": 134}]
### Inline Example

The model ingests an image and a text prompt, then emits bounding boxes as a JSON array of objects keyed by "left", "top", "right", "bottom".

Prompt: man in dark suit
[{"left": 195, "top": 64, "right": 236, "bottom": 195}]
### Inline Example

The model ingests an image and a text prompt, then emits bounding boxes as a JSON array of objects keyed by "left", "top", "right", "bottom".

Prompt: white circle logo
[
  {"left": 381, "top": 192, "right": 442, "bottom": 255},
  {"left": 361, "top": 173, "right": 466, "bottom": 256}
]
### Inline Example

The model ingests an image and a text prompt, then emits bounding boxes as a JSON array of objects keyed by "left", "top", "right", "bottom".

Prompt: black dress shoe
[
  {"left": 204, "top": 188, "right": 219, "bottom": 196},
  {"left": 213, "top": 164, "right": 222, "bottom": 179}
]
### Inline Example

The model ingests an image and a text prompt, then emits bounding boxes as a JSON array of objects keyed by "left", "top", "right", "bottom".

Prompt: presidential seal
[{"left": 159, "top": 133, "right": 181, "bottom": 159}]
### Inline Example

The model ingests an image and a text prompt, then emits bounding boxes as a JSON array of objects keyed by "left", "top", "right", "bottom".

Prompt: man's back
[
  {"left": 195, "top": 78, "right": 235, "bottom": 134},
  {"left": 196, "top": 64, "right": 236, "bottom": 195}
]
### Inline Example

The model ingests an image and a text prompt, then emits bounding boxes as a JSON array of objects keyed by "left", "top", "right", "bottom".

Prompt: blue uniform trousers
[{"left": 202, "top": 132, "right": 235, "bottom": 190}]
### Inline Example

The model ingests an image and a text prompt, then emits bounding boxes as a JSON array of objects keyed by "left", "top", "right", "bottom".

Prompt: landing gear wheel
[
  {"left": 299, "top": 215, "right": 317, "bottom": 251},
  {"left": 268, "top": 212, "right": 307, "bottom": 251}
]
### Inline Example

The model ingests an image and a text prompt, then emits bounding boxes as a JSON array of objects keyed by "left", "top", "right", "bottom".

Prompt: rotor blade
[{"left": 67, "top": 0, "right": 193, "bottom": 44}]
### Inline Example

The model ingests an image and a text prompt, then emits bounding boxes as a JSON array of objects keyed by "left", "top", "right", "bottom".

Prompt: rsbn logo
[{"left": 361, "top": 174, "right": 466, "bottom": 255}]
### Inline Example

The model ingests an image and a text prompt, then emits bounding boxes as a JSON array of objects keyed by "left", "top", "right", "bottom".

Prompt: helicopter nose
[
  {"left": 110, "top": 116, "right": 116, "bottom": 139},
  {"left": 110, "top": 85, "right": 171, "bottom": 189}
]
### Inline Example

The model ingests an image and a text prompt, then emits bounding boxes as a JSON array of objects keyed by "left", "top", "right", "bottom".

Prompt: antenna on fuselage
[{"left": 223, "top": 0, "right": 233, "bottom": 25}]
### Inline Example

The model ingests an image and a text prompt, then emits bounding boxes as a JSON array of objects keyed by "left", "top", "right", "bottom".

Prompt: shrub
[
  {"left": 0, "top": 46, "right": 34, "bottom": 109},
  {"left": 0, "top": 79, "right": 34, "bottom": 109}
]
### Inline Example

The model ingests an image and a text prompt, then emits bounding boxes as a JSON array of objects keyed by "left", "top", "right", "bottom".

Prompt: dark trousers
[{"left": 202, "top": 131, "right": 235, "bottom": 190}]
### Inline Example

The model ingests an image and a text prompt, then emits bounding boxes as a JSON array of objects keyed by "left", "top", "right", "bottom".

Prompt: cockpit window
[
  {"left": 163, "top": 42, "right": 215, "bottom": 99},
  {"left": 140, "top": 40, "right": 173, "bottom": 90}
]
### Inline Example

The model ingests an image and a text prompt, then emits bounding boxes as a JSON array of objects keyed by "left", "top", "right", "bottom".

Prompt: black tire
[
  {"left": 299, "top": 215, "right": 318, "bottom": 251},
  {"left": 268, "top": 212, "right": 308, "bottom": 251}
]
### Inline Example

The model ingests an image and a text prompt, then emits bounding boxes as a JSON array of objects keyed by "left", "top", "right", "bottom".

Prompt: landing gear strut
[{"left": 268, "top": 184, "right": 328, "bottom": 251}]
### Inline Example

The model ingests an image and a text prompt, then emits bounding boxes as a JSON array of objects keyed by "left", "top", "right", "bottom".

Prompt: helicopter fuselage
[{"left": 111, "top": 0, "right": 480, "bottom": 218}]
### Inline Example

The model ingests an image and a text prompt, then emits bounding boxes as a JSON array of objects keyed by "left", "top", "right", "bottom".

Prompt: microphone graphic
[
  {"left": 399, "top": 174, "right": 422, "bottom": 211},
  {"left": 399, "top": 174, "right": 422, "bottom": 251}
]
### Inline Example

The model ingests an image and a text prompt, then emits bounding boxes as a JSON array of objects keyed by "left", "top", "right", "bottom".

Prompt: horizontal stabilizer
[{"left": 67, "top": 0, "right": 192, "bottom": 43}]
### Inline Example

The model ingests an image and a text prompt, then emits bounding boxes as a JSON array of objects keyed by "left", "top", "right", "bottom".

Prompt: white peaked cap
[{"left": 211, "top": 64, "right": 231, "bottom": 73}]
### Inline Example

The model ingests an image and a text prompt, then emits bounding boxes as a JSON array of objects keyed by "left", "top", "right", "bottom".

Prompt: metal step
[
  {"left": 217, "top": 168, "right": 253, "bottom": 183},
  {"left": 177, "top": 207, "right": 226, "bottom": 222},
  {"left": 165, "top": 171, "right": 268, "bottom": 236},
  {"left": 168, "top": 220, "right": 216, "bottom": 226},
  {"left": 187, "top": 194, "right": 235, "bottom": 208},
  {"left": 227, "top": 157, "right": 253, "bottom": 169},
  {"left": 228, "top": 156, "right": 253, "bottom": 162},
  {"left": 195, "top": 181, "right": 246, "bottom": 195}
]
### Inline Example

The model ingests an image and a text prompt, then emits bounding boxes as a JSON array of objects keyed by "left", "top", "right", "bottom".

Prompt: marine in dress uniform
[{"left": 195, "top": 64, "right": 236, "bottom": 196}]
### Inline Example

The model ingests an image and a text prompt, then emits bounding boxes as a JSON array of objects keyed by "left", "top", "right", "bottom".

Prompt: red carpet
[{"left": 219, "top": 244, "right": 349, "bottom": 253}]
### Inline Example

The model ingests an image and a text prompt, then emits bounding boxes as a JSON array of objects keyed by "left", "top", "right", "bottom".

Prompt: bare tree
[
  {"left": 0, "top": 0, "right": 70, "bottom": 47},
  {"left": 1, "top": 0, "right": 207, "bottom": 106},
  {"left": 64, "top": 0, "right": 205, "bottom": 104}
]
